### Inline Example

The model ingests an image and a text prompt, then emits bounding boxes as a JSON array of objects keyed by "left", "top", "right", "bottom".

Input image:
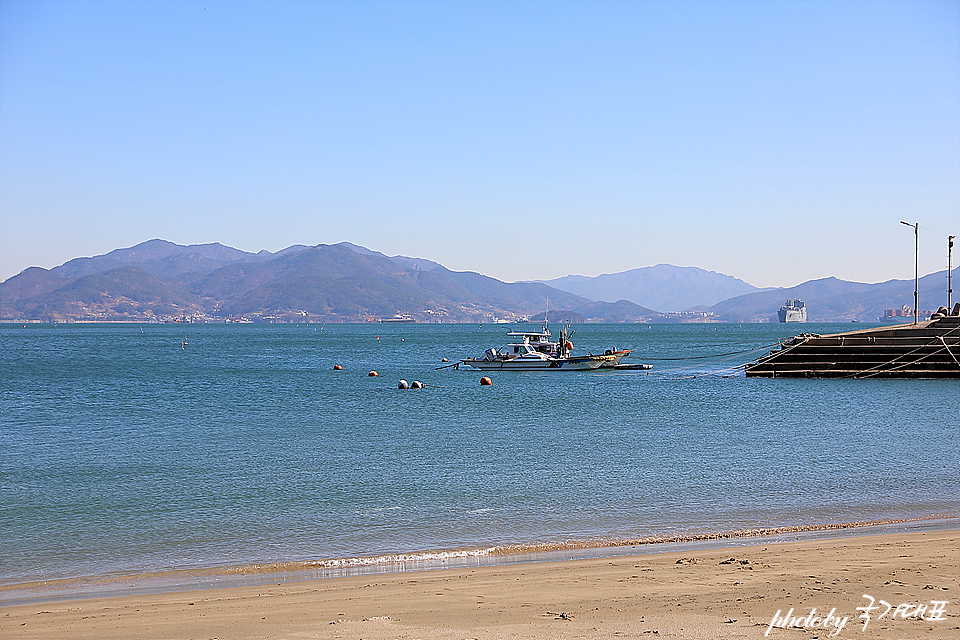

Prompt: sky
[{"left": 1, "top": 0, "right": 958, "bottom": 288}]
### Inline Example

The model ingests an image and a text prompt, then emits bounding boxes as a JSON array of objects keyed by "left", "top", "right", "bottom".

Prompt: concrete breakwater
[{"left": 746, "top": 305, "right": 960, "bottom": 378}]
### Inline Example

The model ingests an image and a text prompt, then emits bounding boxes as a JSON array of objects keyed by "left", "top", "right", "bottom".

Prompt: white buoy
[
  {"left": 398, "top": 379, "right": 409, "bottom": 389},
  {"left": 411, "top": 380, "right": 423, "bottom": 389}
]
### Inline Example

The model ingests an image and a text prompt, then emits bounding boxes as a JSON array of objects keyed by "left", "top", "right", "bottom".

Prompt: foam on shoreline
[{"left": 3, "top": 515, "right": 956, "bottom": 606}]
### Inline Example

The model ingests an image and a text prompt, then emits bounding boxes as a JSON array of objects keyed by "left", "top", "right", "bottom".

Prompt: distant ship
[{"left": 778, "top": 300, "right": 807, "bottom": 323}]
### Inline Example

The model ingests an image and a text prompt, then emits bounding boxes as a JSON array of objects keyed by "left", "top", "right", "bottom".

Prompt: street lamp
[
  {"left": 900, "top": 221, "right": 918, "bottom": 324},
  {"left": 949, "top": 236, "right": 955, "bottom": 310}
]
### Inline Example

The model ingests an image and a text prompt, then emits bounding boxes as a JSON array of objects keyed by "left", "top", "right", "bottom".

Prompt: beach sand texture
[{"left": 2, "top": 530, "right": 957, "bottom": 640}]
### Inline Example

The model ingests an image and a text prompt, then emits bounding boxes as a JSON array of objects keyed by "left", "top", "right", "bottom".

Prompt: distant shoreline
[{"left": 0, "top": 318, "right": 921, "bottom": 325}]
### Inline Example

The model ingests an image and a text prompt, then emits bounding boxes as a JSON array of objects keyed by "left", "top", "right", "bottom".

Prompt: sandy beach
[{"left": 2, "top": 528, "right": 956, "bottom": 640}]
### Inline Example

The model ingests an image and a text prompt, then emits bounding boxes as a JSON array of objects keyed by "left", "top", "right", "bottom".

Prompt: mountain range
[
  {"left": 0, "top": 240, "right": 651, "bottom": 323},
  {"left": 0, "top": 239, "right": 951, "bottom": 323}
]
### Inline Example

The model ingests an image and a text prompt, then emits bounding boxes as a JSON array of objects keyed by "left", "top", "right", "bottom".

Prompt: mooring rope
[
  {"left": 664, "top": 362, "right": 749, "bottom": 380},
  {"left": 659, "top": 336, "right": 817, "bottom": 379},
  {"left": 940, "top": 336, "right": 960, "bottom": 368},
  {"left": 635, "top": 341, "right": 786, "bottom": 361},
  {"left": 848, "top": 323, "right": 960, "bottom": 379}
]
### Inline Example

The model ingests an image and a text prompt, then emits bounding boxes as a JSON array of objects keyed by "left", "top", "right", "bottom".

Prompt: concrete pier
[{"left": 746, "top": 310, "right": 960, "bottom": 378}]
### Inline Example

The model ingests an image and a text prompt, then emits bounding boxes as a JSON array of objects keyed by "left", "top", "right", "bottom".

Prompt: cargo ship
[{"left": 778, "top": 300, "right": 807, "bottom": 323}]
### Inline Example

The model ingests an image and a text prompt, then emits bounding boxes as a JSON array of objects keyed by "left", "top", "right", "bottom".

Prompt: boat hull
[
  {"left": 461, "top": 355, "right": 613, "bottom": 371},
  {"left": 779, "top": 309, "right": 807, "bottom": 322},
  {"left": 597, "top": 349, "right": 630, "bottom": 367}
]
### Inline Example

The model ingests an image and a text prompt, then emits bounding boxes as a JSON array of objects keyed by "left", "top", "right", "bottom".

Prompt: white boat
[
  {"left": 778, "top": 300, "right": 807, "bottom": 323},
  {"left": 514, "top": 326, "right": 632, "bottom": 367},
  {"left": 460, "top": 325, "right": 620, "bottom": 371}
]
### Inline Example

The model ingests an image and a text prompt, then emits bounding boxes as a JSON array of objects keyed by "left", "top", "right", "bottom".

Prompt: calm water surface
[{"left": 2, "top": 322, "right": 957, "bottom": 592}]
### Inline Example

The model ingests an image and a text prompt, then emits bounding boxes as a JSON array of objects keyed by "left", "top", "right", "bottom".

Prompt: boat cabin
[
  {"left": 507, "top": 343, "right": 545, "bottom": 357},
  {"left": 505, "top": 330, "right": 559, "bottom": 355}
]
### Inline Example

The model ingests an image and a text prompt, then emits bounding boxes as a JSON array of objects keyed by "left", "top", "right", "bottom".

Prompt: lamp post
[
  {"left": 949, "top": 235, "right": 955, "bottom": 310},
  {"left": 900, "top": 221, "right": 918, "bottom": 324}
]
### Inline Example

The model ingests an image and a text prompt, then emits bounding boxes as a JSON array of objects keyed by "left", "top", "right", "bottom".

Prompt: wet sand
[{"left": 2, "top": 528, "right": 957, "bottom": 639}]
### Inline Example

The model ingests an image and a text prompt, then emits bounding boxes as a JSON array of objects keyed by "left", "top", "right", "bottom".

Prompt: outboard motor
[{"left": 482, "top": 348, "right": 499, "bottom": 361}]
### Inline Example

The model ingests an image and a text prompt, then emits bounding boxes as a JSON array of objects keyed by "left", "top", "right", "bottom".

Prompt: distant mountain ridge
[
  {"left": 50, "top": 239, "right": 262, "bottom": 280},
  {"left": 538, "top": 264, "right": 768, "bottom": 311}
]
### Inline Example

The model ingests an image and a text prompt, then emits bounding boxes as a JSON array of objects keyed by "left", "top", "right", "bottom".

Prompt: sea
[{"left": 2, "top": 322, "right": 958, "bottom": 603}]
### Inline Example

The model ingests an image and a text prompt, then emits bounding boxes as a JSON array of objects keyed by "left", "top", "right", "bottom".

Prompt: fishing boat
[
  {"left": 504, "top": 325, "right": 632, "bottom": 366},
  {"left": 459, "top": 325, "right": 620, "bottom": 371}
]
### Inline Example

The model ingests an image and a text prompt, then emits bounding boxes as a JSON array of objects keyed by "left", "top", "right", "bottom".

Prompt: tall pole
[
  {"left": 901, "top": 221, "right": 918, "bottom": 324},
  {"left": 949, "top": 235, "right": 955, "bottom": 310}
]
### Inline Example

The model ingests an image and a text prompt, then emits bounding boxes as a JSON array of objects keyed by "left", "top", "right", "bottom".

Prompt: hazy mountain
[
  {"left": 526, "top": 300, "right": 660, "bottom": 324},
  {"left": 707, "top": 272, "right": 952, "bottom": 322},
  {"left": 574, "top": 299, "right": 657, "bottom": 322},
  {"left": 433, "top": 267, "right": 590, "bottom": 313},
  {"left": 528, "top": 310, "right": 586, "bottom": 323},
  {"left": 539, "top": 264, "right": 765, "bottom": 312}
]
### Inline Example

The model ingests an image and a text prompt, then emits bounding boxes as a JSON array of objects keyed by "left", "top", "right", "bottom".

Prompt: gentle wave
[{"left": 3, "top": 515, "right": 953, "bottom": 603}]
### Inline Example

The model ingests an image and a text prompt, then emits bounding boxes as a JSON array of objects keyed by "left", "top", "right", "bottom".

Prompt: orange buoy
[
  {"left": 564, "top": 341, "right": 573, "bottom": 351},
  {"left": 334, "top": 364, "right": 343, "bottom": 370},
  {"left": 480, "top": 377, "right": 492, "bottom": 386},
  {"left": 368, "top": 371, "right": 378, "bottom": 377}
]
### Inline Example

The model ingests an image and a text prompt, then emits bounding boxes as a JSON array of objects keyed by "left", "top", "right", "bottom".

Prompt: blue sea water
[{"left": 1, "top": 322, "right": 957, "bottom": 597}]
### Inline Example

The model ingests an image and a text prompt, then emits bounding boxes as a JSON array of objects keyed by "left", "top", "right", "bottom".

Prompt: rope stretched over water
[
  {"left": 634, "top": 341, "right": 785, "bottom": 361},
  {"left": 664, "top": 362, "right": 749, "bottom": 380},
  {"left": 661, "top": 334, "right": 816, "bottom": 380}
]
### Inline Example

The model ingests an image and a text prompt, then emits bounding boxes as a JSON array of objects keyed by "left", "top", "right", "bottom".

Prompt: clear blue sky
[{"left": 2, "top": 0, "right": 958, "bottom": 287}]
